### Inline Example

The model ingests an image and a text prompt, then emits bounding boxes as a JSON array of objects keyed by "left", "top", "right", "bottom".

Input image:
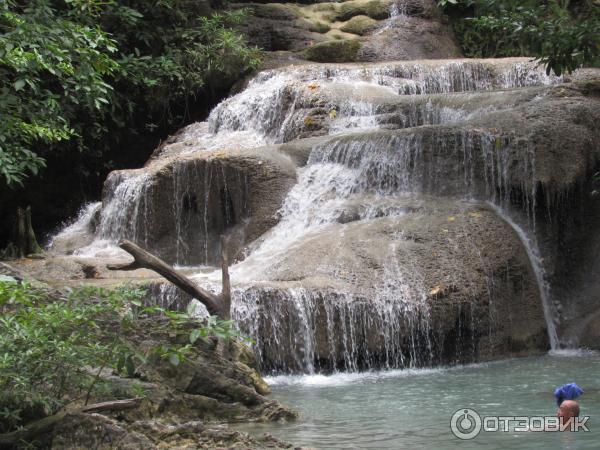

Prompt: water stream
[{"left": 488, "top": 202, "right": 560, "bottom": 349}]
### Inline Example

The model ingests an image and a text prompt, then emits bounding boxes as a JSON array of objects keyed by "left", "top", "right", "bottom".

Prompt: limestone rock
[
  {"left": 52, "top": 413, "right": 297, "bottom": 450},
  {"left": 235, "top": 199, "right": 549, "bottom": 372},
  {"left": 97, "top": 147, "right": 297, "bottom": 266},
  {"left": 357, "top": 16, "right": 461, "bottom": 61},
  {"left": 235, "top": 0, "right": 460, "bottom": 61},
  {"left": 333, "top": 0, "right": 393, "bottom": 21},
  {"left": 340, "top": 15, "right": 378, "bottom": 35},
  {"left": 301, "top": 39, "right": 361, "bottom": 62},
  {"left": 52, "top": 413, "right": 156, "bottom": 450}
]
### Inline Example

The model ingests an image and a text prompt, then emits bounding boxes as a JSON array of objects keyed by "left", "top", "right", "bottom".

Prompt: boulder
[
  {"left": 234, "top": 0, "right": 460, "bottom": 61},
  {"left": 301, "top": 39, "right": 361, "bottom": 62},
  {"left": 333, "top": 0, "right": 393, "bottom": 21},
  {"left": 340, "top": 15, "right": 378, "bottom": 35},
  {"left": 97, "top": 146, "right": 297, "bottom": 266},
  {"left": 231, "top": 199, "right": 549, "bottom": 372}
]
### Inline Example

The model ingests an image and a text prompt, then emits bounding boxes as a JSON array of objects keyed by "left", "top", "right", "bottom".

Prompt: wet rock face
[
  {"left": 235, "top": 0, "right": 460, "bottom": 63},
  {"left": 231, "top": 200, "right": 548, "bottom": 373},
  {"left": 357, "top": 15, "right": 461, "bottom": 62},
  {"left": 49, "top": 57, "right": 600, "bottom": 371},
  {"left": 97, "top": 149, "right": 296, "bottom": 266},
  {"left": 534, "top": 182, "right": 600, "bottom": 348}
]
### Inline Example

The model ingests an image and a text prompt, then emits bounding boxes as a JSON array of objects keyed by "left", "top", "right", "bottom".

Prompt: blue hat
[{"left": 554, "top": 383, "right": 584, "bottom": 407}]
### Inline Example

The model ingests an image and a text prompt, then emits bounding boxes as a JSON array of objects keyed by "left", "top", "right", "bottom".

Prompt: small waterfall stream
[{"left": 487, "top": 202, "right": 560, "bottom": 349}]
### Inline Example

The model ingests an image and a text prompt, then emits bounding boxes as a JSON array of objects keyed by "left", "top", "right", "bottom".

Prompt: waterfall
[
  {"left": 381, "top": 0, "right": 408, "bottom": 33},
  {"left": 50, "top": 57, "right": 576, "bottom": 373},
  {"left": 389, "top": 1, "right": 407, "bottom": 20},
  {"left": 47, "top": 202, "right": 101, "bottom": 253},
  {"left": 201, "top": 59, "right": 562, "bottom": 149},
  {"left": 73, "top": 171, "right": 150, "bottom": 258},
  {"left": 231, "top": 283, "right": 439, "bottom": 374}
]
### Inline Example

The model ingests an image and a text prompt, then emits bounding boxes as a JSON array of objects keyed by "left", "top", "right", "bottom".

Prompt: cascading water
[
  {"left": 380, "top": 0, "right": 408, "bottom": 34},
  {"left": 73, "top": 171, "right": 151, "bottom": 258},
  {"left": 224, "top": 125, "right": 555, "bottom": 372},
  {"left": 47, "top": 202, "right": 102, "bottom": 254},
  {"left": 487, "top": 203, "right": 560, "bottom": 349},
  {"left": 51, "top": 57, "right": 574, "bottom": 372},
  {"left": 169, "top": 59, "right": 562, "bottom": 155}
]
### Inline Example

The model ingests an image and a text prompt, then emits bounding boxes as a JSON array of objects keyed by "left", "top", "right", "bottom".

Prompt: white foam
[
  {"left": 548, "top": 348, "right": 599, "bottom": 358},
  {"left": 47, "top": 202, "right": 101, "bottom": 249},
  {"left": 265, "top": 362, "right": 491, "bottom": 387}
]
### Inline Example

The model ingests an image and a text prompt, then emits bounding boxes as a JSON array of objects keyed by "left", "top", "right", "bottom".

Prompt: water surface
[{"left": 239, "top": 351, "right": 600, "bottom": 449}]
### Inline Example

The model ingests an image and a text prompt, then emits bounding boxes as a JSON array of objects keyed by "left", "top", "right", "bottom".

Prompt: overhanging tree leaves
[
  {"left": 439, "top": 0, "right": 600, "bottom": 75},
  {"left": 0, "top": 0, "right": 261, "bottom": 188},
  {"left": 0, "top": 0, "right": 117, "bottom": 186}
]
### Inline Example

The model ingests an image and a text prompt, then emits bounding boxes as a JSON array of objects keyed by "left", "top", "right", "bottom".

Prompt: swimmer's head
[{"left": 557, "top": 400, "right": 580, "bottom": 419}]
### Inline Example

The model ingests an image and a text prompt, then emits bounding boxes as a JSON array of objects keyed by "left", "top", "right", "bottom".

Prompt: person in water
[{"left": 555, "top": 382, "right": 583, "bottom": 429}]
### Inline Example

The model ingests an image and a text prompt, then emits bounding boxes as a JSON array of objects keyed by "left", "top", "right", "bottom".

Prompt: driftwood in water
[
  {"left": 107, "top": 240, "right": 231, "bottom": 319},
  {"left": 0, "top": 397, "right": 142, "bottom": 447}
]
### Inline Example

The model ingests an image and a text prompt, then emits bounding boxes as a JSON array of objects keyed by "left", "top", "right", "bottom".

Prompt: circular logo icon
[{"left": 450, "top": 408, "right": 482, "bottom": 440}]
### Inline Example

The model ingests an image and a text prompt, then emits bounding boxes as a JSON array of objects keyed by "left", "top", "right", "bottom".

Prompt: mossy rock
[
  {"left": 311, "top": 2, "right": 336, "bottom": 12},
  {"left": 301, "top": 39, "right": 361, "bottom": 62},
  {"left": 340, "top": 15, "right": 378, "bottom": 35},
  {"left": 248, "top": 3, "right": 298, "bottom": 20},
  {"left": 308, "top": 20, "right": 332, "bottom": 33},
  {"left": 335, "top": 0, "right": 391, "bottom": 21}
]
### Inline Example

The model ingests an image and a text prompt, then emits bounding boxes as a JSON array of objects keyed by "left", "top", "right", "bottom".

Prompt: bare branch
[{"left": 107, "top": 240, "right": 227, "bottom": 318}]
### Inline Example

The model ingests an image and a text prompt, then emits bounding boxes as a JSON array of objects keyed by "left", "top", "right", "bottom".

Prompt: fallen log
[
  {"left": 80, "top": 397, "right": 143, "bottom": 413},
  {"left": 0, "top": 398, "right": 142, "bottom": 447},
  {"left": 107, "top": 240, "right": 230, "bottom": 319}
]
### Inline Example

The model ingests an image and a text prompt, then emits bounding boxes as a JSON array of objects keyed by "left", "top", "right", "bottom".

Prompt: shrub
[
  {"left": 0, "top": 282, "right": 143, "bottom": 432},
  {"left": 0, "top": 281, "right": 245, "bottom": 433},
  {"left": 0, "top": 0, "right": 261, "bottom": 187},
  {"left": 439, "top": 0, "right": 600, "bottom": 75}
]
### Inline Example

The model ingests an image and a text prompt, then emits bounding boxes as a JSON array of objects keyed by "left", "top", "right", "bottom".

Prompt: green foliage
[
  {"left": 0, "top": 282, "right": 143, "bottom": 432},
  {"left": 0, "top": 280, "right": 249, "bottom": 432},
  {"left": 0, "top": 0, "right": 117, "bottom": 186},
  {"left": 100, "top": 5, "right": 261, "bottom": 136},
  {"left": 0, "top": 0, "right": 261, "bottom": 187},
  {"left": 137, "top": 301, "right": 250, "bottom": 366},
  {"left": 439, "top": 0, "right": 600, "bottom": 75}
]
